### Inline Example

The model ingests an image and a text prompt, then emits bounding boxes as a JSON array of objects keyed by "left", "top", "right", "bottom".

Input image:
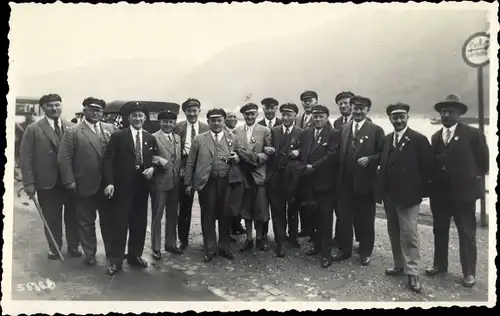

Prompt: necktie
[
  {"left": 53, "top": 120, "right": 61, "bottom": 140},
  {"left": 285, "top": 127, "right": 290, "bottom": 135},
  {"left": 135, "top": 131, "right": 142, "bottom": 165},
  {"left": 214, "top": 132, "right": 219, "bottom": 142},
  {"left": 191, "top": 124, "right": 196, "bottom": 143},
  {"left": 354, "top": 122, "right": 359, "bottom": 138},
  {"left": 268, "top": 120, "right": 273, "bottom": 128},
  {"left": 394, "top": 133, "right": 399, "bottom": 148},
  {"left": 343, "top": 117, "right": 347, "bottom": 124},
  {"left": 314, "top": 129, "right": 319, "bottom": 141},
  {"left": 167, "top": 134, "right": 172, "bottom": 142},
  {"left": 444, "top": 129, "right": 451, "bottom": 144}
]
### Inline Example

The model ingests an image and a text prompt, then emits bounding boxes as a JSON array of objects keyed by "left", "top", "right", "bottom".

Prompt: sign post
[{"left": 461, "top": 31, "right": 490, "bottom": 227}]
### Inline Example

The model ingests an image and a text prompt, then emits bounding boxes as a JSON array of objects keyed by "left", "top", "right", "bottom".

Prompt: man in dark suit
[
  {"left": 333, "top": 91, "right": 355, "bottom": 130},
  {"left": 58, "top": 97, "right": 116, "bottom": 266},
  {"left": 333, "top": 95, "right": 385, "bottom": 266},
  {"left": 258, "top": 97, "right": 283, "bottom": 242},
  {"left": 184, "top": 108, "right": 244, "bottom": 262},
  {"left": 426, "top": 94, "right": 489, "bottom": 288},
  {"left": 265, "top": 103, "right": 303, "bottom": 257},
  {"left": 103, "top": 102, "right": 158, "bottom": 275},
  {"left": 150, "top": 110, "right": 183, "bottom": 260},
  {"left": 377, "top": 102, "right": 433, "bottom": 293},
  {"left": 20, "top": 94, "right": 82, "bottom": 260},
  {"left": 174, "top": 98, "right": 210, "bottom": 250},
  {"left": 295, "top": 105, "right": 340, "bottom": 268}
]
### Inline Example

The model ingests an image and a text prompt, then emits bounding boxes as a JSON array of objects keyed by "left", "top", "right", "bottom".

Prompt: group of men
[{"left": 19, "top": 90, "right": 488, "bottom": 294}]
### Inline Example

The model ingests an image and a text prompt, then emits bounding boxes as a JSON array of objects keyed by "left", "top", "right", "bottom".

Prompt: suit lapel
[
  {"left": 126, "top": 128, "right": 136, "bottom": 154},
  {"left": 381, "top": 133, "right": 392, "bottom": 169},
  {"left": 248, "top": 125, "right": 260, "bottom": 150},
  {"left": 158, "top": 131, "right": 176, "bottom": 157},
  {"left": 40, "top": 118, "right": 59, "bottom": 148},
  {"left": 341, "top": 121, "right": 352, "bottom": 157},
  {"left": 204, "top": 132, "right": 215, "bottom": 156},
  {"left": 80, "top": 122, "right": 103, "bottom": 158},
  {"left": 446, "top": 124, "right": 461, "bottom": 150},
  {"left": 354, "top": 121, "right": 369, "bottom": 158}
]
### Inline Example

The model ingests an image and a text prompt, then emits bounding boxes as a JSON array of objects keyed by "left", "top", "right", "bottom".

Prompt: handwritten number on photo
[{"left": 17, "top": 278, "right": 56, "bottom": 291}]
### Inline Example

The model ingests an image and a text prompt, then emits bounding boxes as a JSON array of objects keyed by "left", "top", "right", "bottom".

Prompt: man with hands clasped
[{"left": 103, "top": 102, "right": 158, "bottom": 276}]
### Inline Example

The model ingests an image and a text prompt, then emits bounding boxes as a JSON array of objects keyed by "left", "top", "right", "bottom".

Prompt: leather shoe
[
  {"left": 360, "top": 256, "right": 371, "bottom": 266},
  {"left": 275, "top": 244, "right": 285, "bottom": 258},
  {"left": 106, "top": 263, "right": 122, "bottom": 276},
  {"left": 84, "top": 256, "right": 96, "bottom": 266},
  {"left": 408, "top": 275, "right": 422, "bottom": 293},
  {"left": 47, "top": 251, "right": 58, "bottom": 260},
  {"left": 68, "top": 247, "right": 83, "bottom": 258},
  {"left": 152, "top": 251, "right": 162, "bottom": 260},
  {"left": 462, "top": 275, "right": 476, "bottom": 288},
  {"left": 165, "top": 246, "right": 183, "bottom": 255},
  {"left": 321, "top": 255, "right": 332, "bottom": 268},
  {"left": 203, "top": 253, "right": 216, "bottom": 263},
  {"left": 179, "top": 242, "right": 188, "bottom": 251},
  {"left": 288, "top": 238, "right": 300, "bottom": 249},
  {"left": 331, "top": 251, "right": 351, "bottom": 262},
  {"left": 385, "top": 268, "right": 404, "bottom": 276},
  {"left": 353, "top": 243, "right": 360, "bottom": 254},
  {"left": 218, "top": 249, "right": 235, "bottom": 260},
  {"left": 240, "top": 240, "right": 254, "bottom": 252},
  {"left": 262, "top": 234, "right": 269, "bottom": 242},
  {"left": 425, "top": 266, "right": 447, "bottom": 276},
  {"left": 305, "top": 248, "right": 320, "bottom": 256},
  {"left": 127, "top": 256, "right": 148, "bottom": 268},
  {"left": 256, "top": 239, "right": 269, "bottom": 251}
]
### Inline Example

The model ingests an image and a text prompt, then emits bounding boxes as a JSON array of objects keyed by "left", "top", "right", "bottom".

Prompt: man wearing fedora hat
[
  {"left": 103, "top": 102, "right": 158, "bottom": 275},
  {"left": 426, "top": 94, "right": 489, "bottom": 288},
  {"left": 376, "top": 102, "right": 433, "bottom": 293}
]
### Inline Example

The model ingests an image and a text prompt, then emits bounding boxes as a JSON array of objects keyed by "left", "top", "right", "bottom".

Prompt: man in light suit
[
  {"left": 151, "top": 110, "right": 183, "bottom": 260},
  {"left": 20, "top": 93, "right": 82, "bottom": 260},
  {"left": 377, "top": 102, "right": 433, "bottom": 293},
  {"left": 174, "top": 98, "right": 210, "bottom": 250},
  {"left": 234, "top": 103, "right": 272, "bottom": 252},
  {"left": 426, "top": 94, "right": 489, "bottom": 288},
  {"left": 58, "top": 97, "right": 116, "bottom": 265},
  {"left": 333, "top": 95, "right": 385, "bottom": 266},
  {"left": 184, "top": 108, "right": 244, "bottom": 262}
]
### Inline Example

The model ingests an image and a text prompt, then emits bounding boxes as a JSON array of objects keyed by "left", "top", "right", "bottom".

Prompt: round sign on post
[{"left": 462, "top": 31, "right": 490, "bottom": 68}]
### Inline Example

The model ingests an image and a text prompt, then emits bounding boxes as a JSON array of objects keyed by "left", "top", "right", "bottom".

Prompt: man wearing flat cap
[
  {"left": 20, "top": 93, "right": 82, "bottom": 260},
  {"left": 426, "top": 94, "right": 489, "bottom": 288},
  {"left": 258, "top": 97, "right": 283, "bottom": 241},
  {"left": 58, "top": 97, "right": 116, "bottom": 266},
  {"left": 292, "top": 104, "right": 340, "bottom": 267},
  {"left": 103, "top": 102, "right": 158, "bottom": 275},
  {"left": 174, "top": 98, "right": 209, "bottom": 251},
  {"left": 376, "top": 102, "right": 433, "bottom": 293},
  {"left": 150, "top": 110, "right": 183, "bottom": 260},
  {"left": 234, "top": 103, "right": 273, "bottom": 252},
  {"left": 184, "top": 108, "right": 243, "bottom": 262},
  {"left": 265, "top": 103, "right": 303, "bottom": 257},
  {"left": 333, "top": 91, "right": 355, "bottom": 130},
  {"left": 333, "top": 95, "right": 385, "bottom": 266}
]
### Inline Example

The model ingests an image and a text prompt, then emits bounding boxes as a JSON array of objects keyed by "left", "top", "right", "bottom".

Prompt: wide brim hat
[{"left": 434, "top": 93, "right": 468, "bottom": 115}]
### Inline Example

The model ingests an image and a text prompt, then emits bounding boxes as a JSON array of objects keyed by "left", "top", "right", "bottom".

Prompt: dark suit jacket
[
  {"left": 20, "top": 117, "right": 73, "bottom": 190},
  {"left": 339, "top": 120, "right": 385, "bottom": 195},
  {"left": 297, "top": 124, "right": 340, "bottom": 193},
  {"left": 377, "top": 128, "right": 433, "bottom": 208},
  {"left": 430, "top": 122, "right": 489, "bottom": 202},
  {"left": 266, "top": 125, "right": 303, "bottom": 183},
  {"left": 104, "top": 127, "right": 158, "bottom": 197},
  {"left": 333, "top": 116, "right": 372, "bottom": 130},
  {"left": 58, "top": 121, "right": 116, "bottom": 197},
  {"left": 258, "top": 118, "right": 283, "bottom": 128}
]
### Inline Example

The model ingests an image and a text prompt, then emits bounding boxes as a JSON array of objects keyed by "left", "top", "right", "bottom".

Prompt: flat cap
[
  {"left": 300, "top": 90, "right": 318, "bottom": 101},
  {"left": 39, "top": 94, "right": 62, "bottom": 105},
  {"left": 311, "top": 104, "right": 330, "bottom": 116},
  {"left": 207, "top": 108, "right": 227, "bottom": 119},
  {"left": 126, "top": 101, "right": 148, "bottom": 116},
  {"left": 279, "top": 103, "right": 299, "bottom": 114},
  {"left": 158, "top": 110, "right": 178, "bottom": 120},
  {"left": 182, "top": 98, "right": 201, "bottom": 111},
  {"left": 240, "top": 103, "right": 259, "bottom": 114},
  {"left": 335, "top": 91, "right": 355, "bottom": 103},
  {"left": 82, "top": 97, "right": 106, "bottom": 109},
  {"left": 350, "top": 95, "right": 372, "bottom": 108},
  {"left": 386, "top": 102, "right": 410, "bottom": 116},
  {"left": 261, "top": 97, "right": 279, "bottom": 107}
]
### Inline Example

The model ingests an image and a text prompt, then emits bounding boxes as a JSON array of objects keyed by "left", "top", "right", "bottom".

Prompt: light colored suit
[
  {"left": 58, "top": 121, "right": 116, "bottom": 197},
  {"left": 150, "top": 131, "right": 182, "bottom": 250}
]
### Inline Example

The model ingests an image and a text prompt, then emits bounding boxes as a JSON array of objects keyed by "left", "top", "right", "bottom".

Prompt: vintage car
[{"left": 103, "top": 100, "right": 181, "bottom": 133}]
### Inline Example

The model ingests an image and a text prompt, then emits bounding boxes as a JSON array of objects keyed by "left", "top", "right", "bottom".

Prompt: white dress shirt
[
  {"left": 265, "top": 117, "right": 277, "bottom": 128},
  {"left": 303, "top": 114, "right": 312, "bottom": 125},
  {"left": 442, "top": 123, "right": 458, "bottom": 144},
  {"left": 46, "top": 116, "right": 63, "bottom": 131},
  {"left": 130, "top": 126, "right": 143, "bottom": 161},
  {"left": 393, "top": 126, "right": 408, "bottom": 147},
  {"left": 210, "top": 130, "right": 223, "bottom": 143},
  {"left": 84, "top": 118, "right": 101, "bottom": 135},
  {"left": 314, "top": 128, "right": 324, "bottom": 139},
  {"left": 161, "top": 130, "right": 173, "bottom": 141},
  {"left": 342, "top": 115, "right": 352, "bottom": 124},
  {"left": 352, "top": 119, "right": 366, "bottom": 136},
  {"left": 245, "top": 123, "right": 257, "bottom": 143},
  {"left": 184, "top": 121, "right": 199, "bottom": 154},
  {"left": 282, "top": 124, "right": 293, "bottom": 134}
]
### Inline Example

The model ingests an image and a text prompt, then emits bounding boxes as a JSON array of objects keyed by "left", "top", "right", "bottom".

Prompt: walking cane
[{"left": 17, "top": 186, "right": 66, "bottom": 262}]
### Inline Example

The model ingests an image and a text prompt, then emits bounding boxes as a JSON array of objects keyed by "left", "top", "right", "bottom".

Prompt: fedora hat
[{"left": 434, "top": 94, "right": 468, "bottom": 115}]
